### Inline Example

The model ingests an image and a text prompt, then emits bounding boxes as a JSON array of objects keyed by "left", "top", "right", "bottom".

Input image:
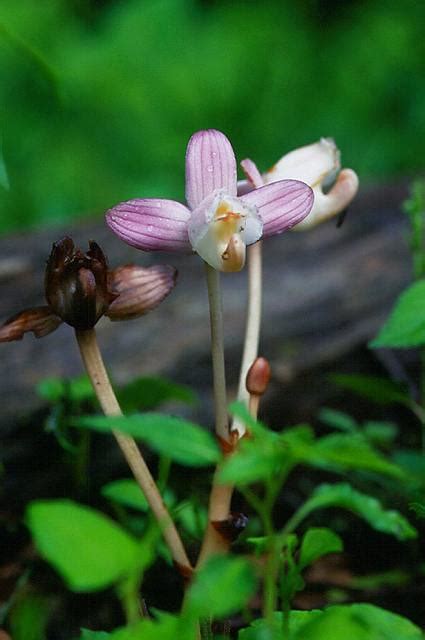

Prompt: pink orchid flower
[{"left": 106, "top": 130, "right": 314, "bottom": 272}]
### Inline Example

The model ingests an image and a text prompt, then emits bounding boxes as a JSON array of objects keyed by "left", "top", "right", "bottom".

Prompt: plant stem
[
  {"left": 205, "top": 263, "right": 228, "bottom": 441},
  {"left": 237, "top": 242, "right": 263, "bottom": 406},
  {"left": 75, "top": 328, "right": 192, "bottom": 574}
]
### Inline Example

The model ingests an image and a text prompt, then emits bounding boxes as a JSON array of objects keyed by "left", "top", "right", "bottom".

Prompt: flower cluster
[
  {"left": 0, "top": 238, "right": 176, "bottom": 341},
  {"left": 106, "top": 130, "right": 315, "bottom": 272}
]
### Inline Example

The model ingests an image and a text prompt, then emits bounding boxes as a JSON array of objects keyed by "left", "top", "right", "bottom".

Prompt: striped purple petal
[
  {"left": 185, "top": 129, "right": 237, "bottom": 210},
  {"left": 106, "top": 199, "right": 192, "bottom": 253},
  {"left": 242, "top": 180, "right": 314, "bottom": 237}
]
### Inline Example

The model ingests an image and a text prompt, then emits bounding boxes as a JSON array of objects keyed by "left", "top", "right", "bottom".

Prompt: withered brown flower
[{"left": 0, "top": 237, "right": 177, "bottom": 341}]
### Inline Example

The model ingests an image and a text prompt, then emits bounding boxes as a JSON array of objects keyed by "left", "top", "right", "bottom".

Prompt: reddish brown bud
[
  {"left": 212, "top": 512, "right": 249, "bottom": 543},
  {"left": 246, "top": 357, "right": 271, "bottom": 396},
  {"left": 45, "top": 238, "right": 115, "bottom": 330}
]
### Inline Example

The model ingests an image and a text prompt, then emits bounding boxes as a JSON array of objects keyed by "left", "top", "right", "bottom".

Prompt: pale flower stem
[
  {"left": 75, "top": 328, "right": 192, "bottom": 574},
  {"left": 204, "top": 263, "right": 229, "bottom": 441},
  {"left": 237, "top": 241, "right": 263, "bottom": 407}
]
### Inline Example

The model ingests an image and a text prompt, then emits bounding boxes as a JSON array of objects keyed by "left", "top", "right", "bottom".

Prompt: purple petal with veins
[
  {"left": 185, "top": 129, "right": 237, "bottom": 210},
  {"left": 106, "top": 199, "right": 192, "bottom": 253},
  {"left": 242, "top": 180, "right": 314, "bottom": 237}
]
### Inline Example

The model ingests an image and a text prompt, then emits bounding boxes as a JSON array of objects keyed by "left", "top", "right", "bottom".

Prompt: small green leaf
[
  {"left": 9, "top": 593, "right": 50, "bottom": 640},
  {"left": 330, "top": 374, "right": 411, "bottom": 406},
  {"left": 362, "top": 421, "right": 398, "bottom": 446},
  {"left": 80, "top": 631, "right": 110, "bottom": 639},
  {"left": 26, "top": 500, "right": 140, "bottom": 591},
  {"left": 292, "top": 604, "right": 423, "bottom": 640},
  {"left": 101, "top": 478, "right": 149, "bottom": 511},
  {"left": 318, "top": 408, "right": 358, "bottom": 433},
  {"left": 186, "top": 555, "right": 257, "bottom": 618},
  {"left": 238, "top": 611, "right": 323, "bottom": 639},
  {"left": 299, "top": 527, "right": 343, "bottom": 570},
  {"left": 37, "top": 376, "right": 95, "bottom": 405},
  {"left": 75, "top": 413, "right": 220, "bottom": 467},
  {"left": 303, "top": 433, "right": 404, "bottom": 478},
  {"left": 297, "top": 483, "right": 417, "bottom": 541},
  {"left": 118, "top": 376, "right": 196, "bottom": 412},
  {"left": 371, "top": 280, "right": 425, "bottom": 348}
]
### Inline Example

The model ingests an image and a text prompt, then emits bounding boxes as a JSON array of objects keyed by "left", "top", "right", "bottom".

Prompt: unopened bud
[{"left": 246, "top": 357, "right": 271, "bottom": 396}]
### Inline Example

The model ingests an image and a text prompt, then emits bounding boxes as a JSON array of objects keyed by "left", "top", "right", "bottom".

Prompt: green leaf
[
  {"left": 80, "top": 631, "right": 110, "bottom": 639},
  {"left": 101, "top": 478, "right": 149, "bottom": 511},
  {"left": 186, "top": 555, "right": 257, "bottom": 618},
  {"left": 299, "top": 527, "right": 343, "bottom": 570},
  {"left": 26, "top": 500, "right": 140, "bottom": 591},
  {"left": 75, "top": 413, "right": 220, "bottom": 467},
  {"left": 330, "top": 374, "right": 411, "bottom": 407},
  {"left": 318, "top": 408, "right": 358, "bottom": 433},
  {"left": 9, "top": 593, "right": 50, "bottom": 640},
  {"left": 0, "top": 134, "right": 9, "bottom": 190},
  {"left": 296, "top": 483, "right": 417, "bottom": 541},
  {"left": 301, "top": 433, "right": 404, "bottom": 478},
  {"left": 371, "top": 280, "right": 425, "bottom": 347},
  {"left": 362, "top": 421, "right": 398, "bottom": 447},
  {"left": 37, "top": 376, "right": 95, "bottom": 405},
  {"left": 80, "top": 618, "right": 185, "bottom": 640},
  {"left": 118, "top": 376, "right": 196, "bottom": 412},
  {"left": 239, "top": 611, "right": 323, "bottom": 639},
  {"left": 292, "top": 604, "right": 423, "bottom": 640}
]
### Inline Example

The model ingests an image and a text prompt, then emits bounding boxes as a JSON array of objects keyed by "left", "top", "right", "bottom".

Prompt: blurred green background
[{"left": 0, "top": 0, "right": 424, "bottom": 233}]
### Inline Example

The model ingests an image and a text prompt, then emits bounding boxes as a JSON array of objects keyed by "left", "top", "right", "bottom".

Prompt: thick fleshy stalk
[{"left": 75, "top": 328, "right": 192, "bottom": 574}]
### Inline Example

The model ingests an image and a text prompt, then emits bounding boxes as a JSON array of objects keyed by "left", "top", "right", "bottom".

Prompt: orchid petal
[
  {"left": 264, "top": 138, "right": 339, "bottom": 187},
  {"left": 293, "top": 169, "right": 359, "bottom": 231},
  {"left": 0, "top": 306, "right": 62, "bottom": 342},
  {"left": 240, "top": 158, "right": 264, "bottom": 189},
  {"left": 106, "top": 199, "right": 192, "bottom": 253},
  {"left": 106, "top": 264, "right": 177, "bottom": 321},
  {"left": 185, "top": 129, "right": 237, "bottom": 210},
  {"left": 242, "top": 180, "right": 314, "bottom": 237}
]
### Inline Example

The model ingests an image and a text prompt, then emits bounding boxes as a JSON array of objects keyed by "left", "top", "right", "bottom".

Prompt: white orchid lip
[{"left": 188, "top": 190, "right": 263, "bottom": 272}]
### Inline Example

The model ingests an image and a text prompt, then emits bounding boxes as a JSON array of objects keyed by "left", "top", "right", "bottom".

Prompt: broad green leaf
[
  {"left": 75, "top": 413, "right": 220, "bottom": 467},
  {"left": 318, "top": 408, "right": 358, "bottom": 433},
  {"left": 296, "top": 483, "right": 417, "bottom": 541},
  {"left": 330, "top": 374, "right": 411, "bottom": 407},
  {"left": 238, "top": 610, "right": 322, "bottom": 639},
  {"left": 362, "top": 421, "right": 398, "bottom": 446},
  {"left": 292, "top": 604, "right": 423, "bottom": 640},
  {"left": 186, "top": 555, "right": 257, "bottom": 618},
  {"left": 80, "top": 618, "right": 185, "bottom": 640},
  {"left": 118, "top": 376, "right": 196, "bottom": 412},
  {"left": 101, "top": 478, "right": 149, "bottom": 511},
  {"left": 299, "top": 527, "right": 343, "bottom": 570},
  {"left": 26, "top": 500, "right": 140, "bottom": 591},
  {"left": 371, "top": 280, "right": 425, "bottom": 347},
  {"left": 0, "top": 135, "right": 9, "bottom": 190},
  {"left": 9, "top": 593, "right": 50, "bottom": 640},
  {"left": 299, "top": 433, "right": 404, "bottom": 478}
]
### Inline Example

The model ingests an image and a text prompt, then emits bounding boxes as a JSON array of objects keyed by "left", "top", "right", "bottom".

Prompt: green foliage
[
  {"left": 80, "top": 616, "right": 185, "bottom": 640},
  {"left": 8, "top": 593, "right": 50, "bottom": 640},
  {"left": 296, "top": 483, "right": 417, "bottom": 541},
  {"left": 101, "top": 478, "right": 150, "bottom": 512},
  {"left": 37, "top": 375, "right": 94, "bottom": 405},
  {"left": 330, "top": 374, "right": 411, "bottom": 407},
  {"left": 220, "top": 405, "right": 403, "bottom": 486},
  {"left": 371, "top": 280, "right": 425, "bottom": 348},
  {"left": 26, "top": 500, "right": 141, "bottom": 591},
  {"left": 239, "top": 604, "right": 424, "bottom": 640},
  {"left": 1, "top": 0, "right": 425, "bottom": 231},
  {"left": 185, "top": 555, "right": 257, "bottom": 619},
  {"left": 75, "top": 413, "right": 220, "bottom": 467},
  {"left": 298, "top": 527, "right": 343, "bottom": 570},
  {"left": 0, "top": 134, "right": 9, "bottom": 190},
  {"left": 117, "top": 377, "right": 196, "bottom": 412}
]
